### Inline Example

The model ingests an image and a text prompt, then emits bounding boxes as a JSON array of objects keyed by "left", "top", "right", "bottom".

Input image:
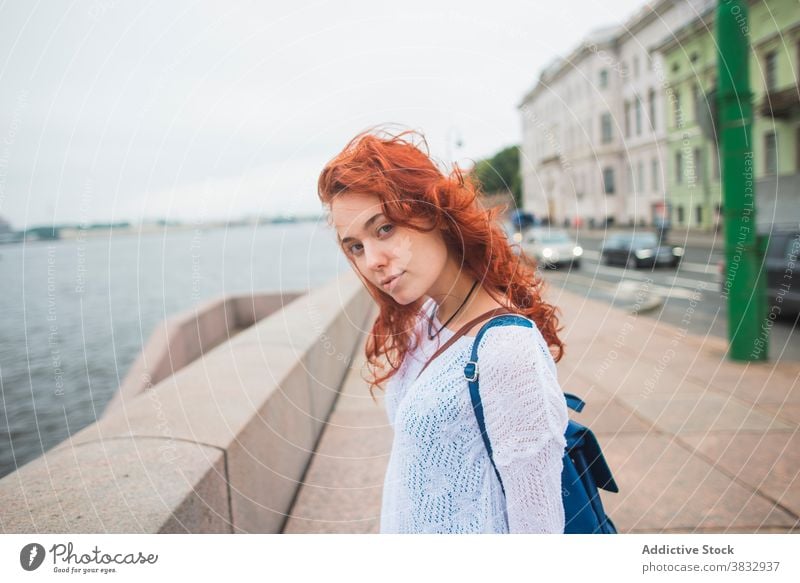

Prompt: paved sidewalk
[
  {"left": 283, "top": 290, "right": 800, "bottom": 533},
  {"left": 282, "top": 304, "right": 387, "bottom": 534}
]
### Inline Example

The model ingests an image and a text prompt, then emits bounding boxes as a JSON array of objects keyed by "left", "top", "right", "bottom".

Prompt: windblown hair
[{"left": 317, "top": 128, "right": 564, "bottom": 400}]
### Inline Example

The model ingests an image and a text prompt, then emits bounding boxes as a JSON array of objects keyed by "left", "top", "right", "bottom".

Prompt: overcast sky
[{"left": 0, "top": 0, "right": 649, "bottom": 229}]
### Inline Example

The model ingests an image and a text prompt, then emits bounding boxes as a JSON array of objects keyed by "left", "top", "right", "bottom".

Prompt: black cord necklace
[{"left": 427, "top": 280, "right": 480, "bottom": 340}]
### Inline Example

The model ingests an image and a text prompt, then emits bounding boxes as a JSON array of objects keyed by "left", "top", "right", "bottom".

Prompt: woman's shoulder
[
  {"left": 475, "top": 315, "right": 553, "bottom": 366},
  {"left": 473, "top": 316, "right": 563, "bottom": 409}
]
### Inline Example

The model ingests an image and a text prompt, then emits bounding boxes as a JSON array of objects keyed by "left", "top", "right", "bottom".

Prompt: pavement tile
[
  {"left": 618, "top": 393, "right": 794, "bottom": 434},
  {"left": 680, "top": 431, "right": 800, "bottom": 517},
  {"left": 282, "top": 313, "right": 391, "bottom": 534},
  {"left": 599, "top": 434, "right": 799, "bottom": 532},
  {"left": 705, "top": 367, "right": 800, "bottom": 406},
  {"left": 568, "top": 396, "right": 654, "bottom": 435},
  {"left": 758, "top": 403, "right": 800, "bottom": 426},
  {"left": 281, "top": 407, "right": 390, "bottom": 533}
]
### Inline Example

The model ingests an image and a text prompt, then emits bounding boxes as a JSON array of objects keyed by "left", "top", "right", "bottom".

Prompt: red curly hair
[{"left": 318, "top": 128, "right": 564, "bottom": 399}]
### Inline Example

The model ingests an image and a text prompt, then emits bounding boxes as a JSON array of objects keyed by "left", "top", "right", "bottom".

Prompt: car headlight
[
  {"left": 542, "top": 248, "right": 553, "bottom": 258},
  {"left": 635, "top": 249, "right": 653, "bottom": 259},
  {"left": 673, "top": 246, "right": 684, "bottom": 256},
  {"left": 573, "top": 246, "right": 583, "bottom": 256}
]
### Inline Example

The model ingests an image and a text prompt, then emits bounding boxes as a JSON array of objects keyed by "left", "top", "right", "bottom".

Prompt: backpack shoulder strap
[
  {"left": 465, "top": 315, "right": 585, "bottom": 495},
  {"left": 464, "top": 315, "right": 533, "bottom": 495},
  {"left": 414, "top": 307, "right": 513, "bottom": 381}
]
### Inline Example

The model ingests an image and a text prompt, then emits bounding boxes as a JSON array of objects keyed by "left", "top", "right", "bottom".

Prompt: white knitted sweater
[{"left": 380, "top": 298, "right": 569, "bottom": 534}]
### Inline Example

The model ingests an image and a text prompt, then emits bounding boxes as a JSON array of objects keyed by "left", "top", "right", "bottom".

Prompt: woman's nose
[{"left": 363, "top": 240, "right": 389, "bottom": 272}]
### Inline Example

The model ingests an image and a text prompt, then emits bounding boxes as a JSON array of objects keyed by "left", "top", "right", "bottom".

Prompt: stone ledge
[{"left": 0, "top": 272, "right": 371, "bottom": 533}]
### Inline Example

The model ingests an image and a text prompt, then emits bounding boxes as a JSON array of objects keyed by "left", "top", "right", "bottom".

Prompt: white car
[{"left": 521, "top": 229, "right": 583, "bottom": 269}]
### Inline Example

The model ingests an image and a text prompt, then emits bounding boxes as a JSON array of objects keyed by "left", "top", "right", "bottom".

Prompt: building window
[
  {"left": 694, "top": 148, "right": 703, "bottom": 183},
  {"left": 652, "top": 158, "right": 659, "bottom": 191},
  {"left": 765, "top": 50, "right": 777, "bottom": 92},
  {"left": 675, "top": 151, "right": 683, "bottom": 184},
  {"left": 676, "top": 205, "right": 685, "bottom": 224},
  {"left": 674, "top": 90, "right": 682, "bottom": 128},
  {"left": 648, "top": 89, "right": 656, "bottom": 131},
  {"left": 765, "top": 132, "right": 778, "bottom": 174},
  {"left": 599, "top": 69, "right": 609, "bottom": 88},
  {"left": 796, "top": 126, "right": 800, "bottom": 171},
  {"left": 603, "top": 167, "right": 616, "bottom": 194},
  {"left": 635, "top": 96, "right": 642, "bottom": 136},
  {"left": 692, "top": 83, "right": 701, "bottom": 122},
  {"left": 627, "top": 164, "right": 634, "bottom": 192},
  {"left": 633, "top": 56, "right": 640, "bottom": 78},
  {"left": 624, "top": 101, "right": 631, "bottom": 138},
  {"left": 713, "top": 150, "right": 720, "bottom": 179},
  {"left": 696, "top": 205, "right": 703, "bottom": 225},
  {"left": 637, "top": 161, "right": 644, "bottom": 192},
  {"left": 601, "top": 113, "right": 613, "bottom": 143}
]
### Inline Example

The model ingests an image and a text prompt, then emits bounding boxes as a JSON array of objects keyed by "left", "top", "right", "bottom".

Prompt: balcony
[{"left": 759, "top": 85, "right": 800, "bottom": 119}]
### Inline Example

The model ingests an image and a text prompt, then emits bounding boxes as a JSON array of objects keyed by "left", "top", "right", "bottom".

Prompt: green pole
[{"left": 716, "top": 0, "right": 768, "bottom": 361}]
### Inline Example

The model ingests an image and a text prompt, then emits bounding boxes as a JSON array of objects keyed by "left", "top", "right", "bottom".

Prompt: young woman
[{"left": 318, "top": 128, "right": 569, "bottom": 534}]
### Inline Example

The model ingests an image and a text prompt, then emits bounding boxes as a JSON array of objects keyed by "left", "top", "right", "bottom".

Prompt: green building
[{"left": 654, "top": 0, "right": 800, "bottom": 231}]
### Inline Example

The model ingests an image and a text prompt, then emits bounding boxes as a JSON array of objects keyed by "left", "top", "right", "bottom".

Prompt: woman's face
[{"left": 330, "top": 191, "right": 450, "bottom": 305}]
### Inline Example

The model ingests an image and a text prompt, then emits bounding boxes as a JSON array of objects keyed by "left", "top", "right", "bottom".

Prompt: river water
[{"left": 0, "top": 221, "right": 350, "bottom": 479}]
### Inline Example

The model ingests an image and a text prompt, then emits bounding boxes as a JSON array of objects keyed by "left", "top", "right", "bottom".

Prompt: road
[{"left": 528, "top": 237, "right": 800, "bottom": 362}]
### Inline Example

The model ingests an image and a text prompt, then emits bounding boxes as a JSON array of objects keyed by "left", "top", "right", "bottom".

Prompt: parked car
[
  {"left": 601, "top": 232, "right": 683, "bottom": 268},
  {"left": 509, "top": 210, "right": 536, "bottom": 232},
  {"left": 718, "top": 229, "right": 800, "bottom": 316},
  {"left": 521, "top": 228, "right": 583, "bottom": 269}
]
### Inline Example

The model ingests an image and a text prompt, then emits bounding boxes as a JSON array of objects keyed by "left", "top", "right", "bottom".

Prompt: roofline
[
  {"left": 518, "top": 0, "right": 680, "bottom": 108},
  {"left": 649, "top": 3, "right": 716, "bottom": 55}
]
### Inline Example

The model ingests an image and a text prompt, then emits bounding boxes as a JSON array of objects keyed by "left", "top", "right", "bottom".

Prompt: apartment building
[
  {"left": 519, "top": 0, "right": 714, "bottom": 228},
  {"left": 653, "top": 0, "right": 800, "bottom": 230}
]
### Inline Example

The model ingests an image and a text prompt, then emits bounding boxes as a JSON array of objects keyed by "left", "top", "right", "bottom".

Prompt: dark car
[
  {"left": 601, "top": 232, "right": 684, "bottom": 268},
  {"left": 718, "top": 229, "right": 800, "bottom": 316},
  {"left": 766, "top": 230, "right": 800, "bottom": 315}
]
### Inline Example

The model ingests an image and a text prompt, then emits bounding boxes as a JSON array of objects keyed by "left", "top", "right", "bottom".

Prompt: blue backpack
[{"left": 463, "top": 314, "right": 619, "bottom": 534}]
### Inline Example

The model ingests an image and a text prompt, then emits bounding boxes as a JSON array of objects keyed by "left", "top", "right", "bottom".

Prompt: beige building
[{"left": 519, "top": 0, "right": 714, "bottom": 228}]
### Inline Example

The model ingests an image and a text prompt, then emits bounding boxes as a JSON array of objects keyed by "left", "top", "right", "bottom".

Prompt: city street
[{"left": 530, "top": 235, "right": 800, "bottom": 363}]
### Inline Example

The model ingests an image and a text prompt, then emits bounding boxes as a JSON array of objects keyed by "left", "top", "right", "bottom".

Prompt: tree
[{"left": 471, "top": 145, "right": 522, "bottom": 208}]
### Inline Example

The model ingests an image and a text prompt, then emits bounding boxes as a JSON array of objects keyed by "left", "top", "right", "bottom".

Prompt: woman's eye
[{"left": 344, "top": 226, "right": 391, "bottom": 256}]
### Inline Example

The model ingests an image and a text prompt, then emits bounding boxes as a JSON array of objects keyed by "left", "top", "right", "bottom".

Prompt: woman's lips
[{"left": 382, "top": 272, "right": 404, "bottom": 291}]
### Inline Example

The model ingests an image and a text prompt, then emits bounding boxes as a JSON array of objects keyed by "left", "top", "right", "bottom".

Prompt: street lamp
[{"left": 446, "top": 126, "right": 463, "bottom": 164}]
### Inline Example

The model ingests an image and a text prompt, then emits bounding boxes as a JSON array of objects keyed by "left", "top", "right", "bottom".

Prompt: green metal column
[{"left": 716, "top": 0, "right": 768, "bottom": 361}]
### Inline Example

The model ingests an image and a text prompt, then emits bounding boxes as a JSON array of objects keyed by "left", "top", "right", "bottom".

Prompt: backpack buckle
[{"left": 464, "top": 361, "right": 479, "bottom": 382}]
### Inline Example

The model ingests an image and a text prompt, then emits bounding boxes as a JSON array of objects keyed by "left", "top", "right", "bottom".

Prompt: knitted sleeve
[{"left": 477, "top": 323, "right": 569, "bottom": 534}]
